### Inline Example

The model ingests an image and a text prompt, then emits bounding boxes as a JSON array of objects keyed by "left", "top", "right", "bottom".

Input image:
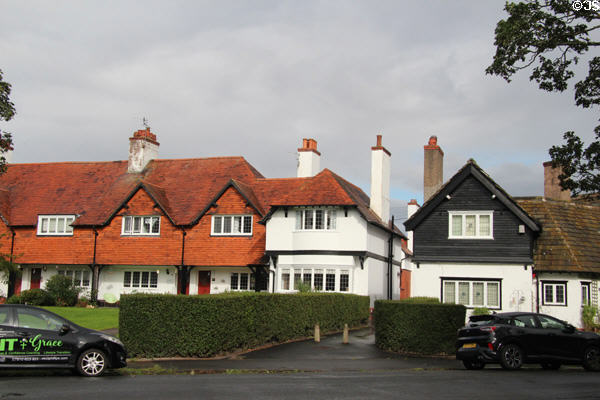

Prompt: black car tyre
[
  {"left": 77, "top": 348, "right": 107, "bottom": 377},
  {"left": 462, "top": 360, "right": 485, "bottom": 370},
  {"left": 582, "top": 346, "right": 600, "bottom": 372},
  {"left": 499, "top": 343, "right": 524, "bottom": 370},
  {"left": 540, "top": 362, "right": 561, "bottom": 370}
]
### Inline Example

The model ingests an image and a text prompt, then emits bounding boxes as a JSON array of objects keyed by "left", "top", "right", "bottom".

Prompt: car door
[
  {"left": 0, "top": 306, "right": 20, "bottom": 365},
  {"left": 509, "top": 314, "right": 542, "bottom": 358},
  {"left": 13, "top": 307, "right": 77, "bottom": 365},
  {"left": 534, "top": 314, "right": 580, "bottom": 360}
]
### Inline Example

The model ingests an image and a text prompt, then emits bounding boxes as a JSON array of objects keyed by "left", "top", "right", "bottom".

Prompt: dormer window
[
  {"left": 212, "top": 215, "right": 253, "bottom": 236},
  {"left": 122, "top": 216, "right": 160, "bottom": 236},
  {"left": 448, "top": 211, "right": 493, "bottom": 239},
  {"left": 37, "top": 215, "right": 75, "bottom": 236}
]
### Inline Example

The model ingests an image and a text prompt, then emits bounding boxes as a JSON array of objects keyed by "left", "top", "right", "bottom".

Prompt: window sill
[
  {"left": 210, "top": 234, "right": 253, "bottom": 237},
  {"left": 448, "top": 236, "right": 494, "bottom": 240},
  {"left": 36, "top": 234, "right": 74, "bottom": 237},
  {"left": 120, "top": 234, "right": 161, "bottom": 237}
]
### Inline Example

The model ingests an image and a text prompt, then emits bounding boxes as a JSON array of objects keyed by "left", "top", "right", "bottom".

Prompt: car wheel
[
  {"left": 77, "top": 348, "right": 107, "bottom": 377},
  {"left": 462, "top": 360, "right": 485, "bottom": 370},
  {"left": 540, "top": 362, "right": 561, "bottom": 370},
  {"left": 499, "top": 343, "right": 523, "bottom": 370},
  {"left": 582, "top": 346, "right": 600, "bottom": 372}
]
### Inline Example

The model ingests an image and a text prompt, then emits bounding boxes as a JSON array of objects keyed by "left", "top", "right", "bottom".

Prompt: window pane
[
  {"left": 66, "top": 217, "right": 74, "bottom": 233},
  {"left": 555, "top": 285, "right": 565, "bottom": 304},
  {"left": 458, "top": 282, "right": 470, "bottom": 305},
  {"left": 444, "top": 282, "right": 455, "bottom": 303},
  {"left": 479, "top": 215, "right": 490, "bottom": 236},
  {"left": 230, "top": 273, "right": 239, "bottom": 290},
  {"left": 82, "top": 271, "right": 90, "bottom": 287},
  {"left": 133, "top": 217, "right": 141, "bottom": 233},
  {"left": 123, "top": 216, "right": 131, "bottom": 233},
  {"left": 243, "top": 216, "right": 252, "bottom": 234},
  {"left": 124, "top": 271, "right": 131, "bottom": 287},
  {"left": 326, "top": 270, "right": 335, "bottom": 291},
  {"left": 295, "top": 210, "right": 302, "bottom": 230},
  {"left": 223, "top": 216, "right": 232, "bottom": 233},
  {"left": 315, "top": 210, "right": 324, "bottom": 229},
  {"left": 281, "top": 270, "right": 290, "bottom": 290},
  {"left": 141, "top": 271, "right": 149, "bottom": 288},
  {"left": 451, "top": 215, "right": 462, "bottom": 236},
  {"left": 57, "top": 218, "right": 65, "bottom": 233},
  {"left": 132, "top": 271, "right": 140, "bottom": 287},
  {"left": 74, "top": 270, "right": 82, "bottom": 286},
  {"left": 473, "top": 282, "right": 484, "bottom": 306},
  {"left": 328, "top": 210, "right": 337, "bottom": 230},
  {"left": 142, "top": 217, "right": 151, "bottom": 234},
  {"left": 304, "top": 210, "right": 313, "bottom": 230},
  {"left": 240, "top": 273, "right": 248, "bottom": 290},
  {"left": 150, "top": 272, "right": 158, "bottom": 288},
  {"left": 151, "top": 217, "right": 160, "bottom": 234},
  {"left": 303, "top": 273, "right": 312, "bottom": 285},
  {"left": 41, "top": 218, "right": 48, "bottom": 233},
  {"left": 213, "top": 216, "right": 222, "bottom": 234},
  {"left": 293, "top": 273, "right": 302, "bottom": 290},
  {"left": 487, "top": 282, "right": 499, "bottom": 307},
  {"left": 314, "top": 270, "right": 323, "bottom": 291},
  {"left": 544, "top": 284, "right": 554, "bottom": 303},
  {"left": 582, "top": 284, "right": 590, "bottom": 306},
  {"left": 250, "top": 273, "right": 255, "bottom": 290},
  {"left": 233, "top": 216, "right": 242, "bottom": 233},
  {"left": 340, "top": 271, "right": 349, "bottom": 292},
  {"left": 49, "top": 218, "right": 57, "bottom": 233},
  {"left": 464, "top": 215, "right": 476, "bottom": 236}
]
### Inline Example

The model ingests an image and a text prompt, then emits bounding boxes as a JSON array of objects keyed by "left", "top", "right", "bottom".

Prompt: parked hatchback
[
  {"left": 456, "top": 312, "right": 600, "bottom": 371},
  {"left": 0, "top": 304, "right": 126, "bottom": 376}
]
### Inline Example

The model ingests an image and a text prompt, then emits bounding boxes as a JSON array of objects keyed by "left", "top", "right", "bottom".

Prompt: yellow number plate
[{"left": 462, "top": 343, "right": 477, "bottom": 349}]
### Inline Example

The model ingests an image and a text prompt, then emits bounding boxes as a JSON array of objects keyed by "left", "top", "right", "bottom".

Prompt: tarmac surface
[{"left": 124, "top": 327, "right": 462, "bottom": 373}]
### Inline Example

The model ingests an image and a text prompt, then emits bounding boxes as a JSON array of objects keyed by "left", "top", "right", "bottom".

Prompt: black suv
[
  {"left": 0, "top": 304, "right": 126, "bottom": 376},
  {"left": 456, "top": 312, "right": 600, "bottom": 371}
]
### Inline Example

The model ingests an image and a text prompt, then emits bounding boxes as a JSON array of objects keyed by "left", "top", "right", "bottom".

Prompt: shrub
[
  {"left": 400, "top": 297, "right": 440, "bottom": 304},
  {"left": 45, "top": 275, "right": 80, "bottom": 306},
  {"left": 472, "top": 307, "right": 490, "bottom": 316},
  {"left": 582, "top": 305, "right": 598, "bottom": 331},
  {"left": 18, "top": 289, "right": 55, "bottom": 306},
  {"left": 374, "top": 300, "right": 466, "bottom": 355},
  {"left": 295, "top": 281, "right": 313, "bottom": 293},
  {"left": 120, "top": 292, "right": 369, "bottom": 358},
  {"left": 6, "top": 294, "right": 22, "bottom": 304}
]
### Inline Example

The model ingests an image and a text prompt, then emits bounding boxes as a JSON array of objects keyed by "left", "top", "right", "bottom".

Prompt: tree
[
  {"left": 0, "top": 68, "right": 15, "bottom": 174},
  {"left": 486, "top": 0, "right": 600, "bottom": 195}
]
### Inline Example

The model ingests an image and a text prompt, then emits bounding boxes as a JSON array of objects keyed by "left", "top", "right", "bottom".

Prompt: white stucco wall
[
  {"left": 0, "top": 280, "right": 7, "bottom": 298},
  {"left": 188, "top": 266, "right": 261, "bottom": 294},
  {"left": 411, "top": 262, "right": 535, "bottom": 317},
  {"left": 537, "top": 272, "right": 599, "bottom": 328},
  {"left": 98, "top": 266, "right": 177, "bottom": 302}
]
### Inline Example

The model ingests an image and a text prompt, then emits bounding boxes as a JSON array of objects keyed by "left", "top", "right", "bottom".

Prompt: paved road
[{"left": 1, "top": 369, "right": 599, "bottom": 400}]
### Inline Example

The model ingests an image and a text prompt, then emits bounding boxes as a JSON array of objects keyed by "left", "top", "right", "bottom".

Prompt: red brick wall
[{"left": 184, "top": 187, "right": 266, "bottom": 266}]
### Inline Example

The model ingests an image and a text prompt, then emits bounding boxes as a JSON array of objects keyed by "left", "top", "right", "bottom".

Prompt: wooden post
[
  {"left": 314, "top": 324, "right": 320, "bottom": 343},
  {"left": 343, "top": 323, "right": 349, "bottom": 344}
]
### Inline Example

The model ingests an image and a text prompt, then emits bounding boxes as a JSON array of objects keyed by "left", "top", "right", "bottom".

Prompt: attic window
[
  {"left": 212, "top": 215, "right": 252, "bottom": 236},
  {"left": 37, "top": 215, "right": 75, "bottom": 236},
  {"left": 448, "top": 211, "right": 493, "bottom": 239},
  {"left": 122, "top": 216, "right": 160, "bottom": 236}
]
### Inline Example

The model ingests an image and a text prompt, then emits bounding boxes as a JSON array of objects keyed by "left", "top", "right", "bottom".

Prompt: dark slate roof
[
  {"left": 517, "top": 197, "right": 600, "bottom": 274},
  {"left": 404, "top": 159, "right": 540, "bottom": 232}
]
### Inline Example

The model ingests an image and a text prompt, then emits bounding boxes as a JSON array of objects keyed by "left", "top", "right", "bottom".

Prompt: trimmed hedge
[
  {"left": 374, "top": 300, "right": 466, "bottom": 355},
  {"left": 120, "top": 292, "right": 369, "bottom": 358}
]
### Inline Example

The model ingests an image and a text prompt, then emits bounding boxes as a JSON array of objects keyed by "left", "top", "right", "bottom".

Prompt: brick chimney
[
  {"left": 424, "top": 135, "right": 443, "bottom": 202},
  {"left": 297, "top": 138, "right": 321, "bottom": 177},
  {"left": 543, "top": 161, "right": 571, "bottom": 201},
  {"left": 370, "top": 135, "right": 391, "bottom": 224},
  {"left": 128, "top": 128, "right": 159, "bottom": 173}
]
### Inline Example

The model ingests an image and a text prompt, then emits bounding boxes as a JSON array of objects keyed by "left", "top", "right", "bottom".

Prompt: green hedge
[
  {"left": 374, "top": 300, "right": 466, "bottom": 355},
  {"left": 120, "top": 292, "right": 369, "bottom": 358}
]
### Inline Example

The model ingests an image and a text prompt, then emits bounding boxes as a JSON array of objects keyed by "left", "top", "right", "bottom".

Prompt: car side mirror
[
  {"left": 564, "top": 324, "right": 576, "bottom": 334},
  {"left": 59, "top": 324, "right": 71, "bottom": 336}
]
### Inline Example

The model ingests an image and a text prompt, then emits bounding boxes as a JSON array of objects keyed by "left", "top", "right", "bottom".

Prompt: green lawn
[{"left": 42, "top": 306, "right": 119, "bottom": 331}]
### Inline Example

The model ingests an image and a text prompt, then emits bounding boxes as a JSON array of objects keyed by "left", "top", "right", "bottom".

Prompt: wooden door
[
  {"left": 30, "top": 268, "right": 42, "bottom": 290},
  {"left": 198, "top": 271, "right": 211, "bottom": 295}
]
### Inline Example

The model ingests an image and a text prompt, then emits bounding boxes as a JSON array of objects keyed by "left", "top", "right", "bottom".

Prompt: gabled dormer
[{"left": 404, "top": 159, "right": 540, "bottom": 264}]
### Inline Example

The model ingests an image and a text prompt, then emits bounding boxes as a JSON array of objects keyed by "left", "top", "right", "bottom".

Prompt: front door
[
  {"left": 198, "top": 271, "right": 211, "bottom": 295},
  {"left": 30, "top": 268, "right": 42, "bottom": 290}
]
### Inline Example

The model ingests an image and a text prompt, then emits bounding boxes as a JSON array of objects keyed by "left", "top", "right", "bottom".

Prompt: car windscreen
[{"left": 468, "top": 315, "right": 500, "bottom": 327}]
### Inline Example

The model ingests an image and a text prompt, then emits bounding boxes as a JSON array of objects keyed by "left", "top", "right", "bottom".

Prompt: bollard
[
  {"left": 342, "top": 323, "right": 349, "bottom": 344},
  {"left": 314, "top": 324, "right": 320, "bottom": 343}
]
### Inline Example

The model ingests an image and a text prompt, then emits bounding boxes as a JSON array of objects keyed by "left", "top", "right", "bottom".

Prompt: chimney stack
[
  {"left": 128, "top": 128, "right": 159, "bottom": 173},
  {"left": 370, "top": 134, "right": 391, "bottom": 224},
  {"left": 297, "top": 138, "right": 321, "bottom": 177},
  {"left": 543, "top": 161, "right": 571, "bottom": 201},
  {"left": 424, "top": 135, "right": 443, "bottom": 202}
]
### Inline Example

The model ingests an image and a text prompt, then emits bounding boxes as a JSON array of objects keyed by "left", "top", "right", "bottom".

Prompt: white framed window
[
  {"left": 448, "top": 211, "right": 493, "bottom": 239},
  {"left": 582, "top": 282, "right": 591, "bottom": 306},
  {"left": 280, "top": 267, "right": 350, "bottom": 293},
  {"left": 57, "top": 269, "right": 90, "bottom": 288},
  {"left": 542, "top": 281, "right": 567, "bottom": 306},
  {"left": 295, "top": 208, "right": 337, "bottom": 231},
  {"left": 212, "top": 215, "right": 252, "bottom": 236},
  {"left": 122, "top": 216, "right": 160, "bottom": 236},
  {"left": 37, "top": 215, "right": 75, "bottom": 236},
  {"left": 230, "top": 272, "right": 255, "bottom": 291},
  {"left": 123, "top": 271, "right": 158, "bottom": 288},
  {"left": 442, "top": 279, "right": 501, "bottom": 309}
]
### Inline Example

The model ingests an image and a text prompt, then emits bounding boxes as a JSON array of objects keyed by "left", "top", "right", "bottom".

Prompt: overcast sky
[{"left": 1, "top": 1, "right": 597, "bottom": 220}]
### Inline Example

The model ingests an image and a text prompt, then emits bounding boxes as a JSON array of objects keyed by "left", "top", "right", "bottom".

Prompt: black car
[
  {"left": 0, "top": 304, "right": 126, "bottom": 376},
  {"left": 456, "top": 312, "right": 600, "bottom": 371}
]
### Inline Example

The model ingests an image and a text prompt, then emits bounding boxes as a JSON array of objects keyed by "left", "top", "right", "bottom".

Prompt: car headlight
[{"left": 98, "top": 334, "right": 124, "bottom": 347}]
